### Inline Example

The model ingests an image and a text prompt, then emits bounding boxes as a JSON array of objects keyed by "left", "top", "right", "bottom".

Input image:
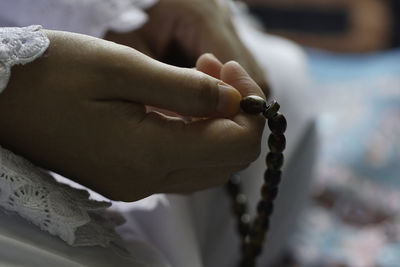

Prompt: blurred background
[{"left": 243, "top": 0, "right": 400, "bottom": 266}]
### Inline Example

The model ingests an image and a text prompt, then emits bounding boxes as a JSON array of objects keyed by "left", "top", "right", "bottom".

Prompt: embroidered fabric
[
  {"left": 0, "top": 145, "right": 121, "bottom": 247},
  {"left": 0, "top": 25, "right": 49, "bottom": 93},
  {"left": 0, "top": 25, "right": 121, "bottom": 247}
]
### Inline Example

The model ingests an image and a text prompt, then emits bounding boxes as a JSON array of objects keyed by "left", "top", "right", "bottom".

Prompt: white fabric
[
  {"left": 0, "top": 0, "right": 158, "bottom": 38},
  {"left": 0, "top": 209, "right": 170, "bottom": 267},
  {"left": 0, "top": 144, "right": 122, "bottom": 248},
  {"left": 0, "top": 25, "right": 49, "bottom": 93}
]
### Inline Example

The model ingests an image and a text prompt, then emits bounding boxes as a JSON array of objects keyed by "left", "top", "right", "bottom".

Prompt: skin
[
  {"left": 0, "top": 30, "right": 266, "bottom": 202},
  {"left": 105, "top": 0, "right": 270, "bottom": 96}
]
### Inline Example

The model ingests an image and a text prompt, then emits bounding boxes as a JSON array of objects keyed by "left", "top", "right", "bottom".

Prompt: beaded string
[{"left": 226, "top": 96, "right": 287, "bottom": 267}]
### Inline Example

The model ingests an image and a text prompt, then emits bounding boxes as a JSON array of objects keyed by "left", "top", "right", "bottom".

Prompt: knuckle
[{"left": 195, "top": 74, "right": 218, "bottom": 112}]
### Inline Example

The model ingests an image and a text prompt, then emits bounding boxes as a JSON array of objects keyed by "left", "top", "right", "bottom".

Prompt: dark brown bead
[
  {"left": 257, "top": 200, "right": 274, "bottom": 216},
  {"left": 268, "top": 133, "right": 286, "bottom": 153},
  {"left": 233, "top": 202, "right": 246, "bottom": 215},
  {"left": 242, "top": 242, "right": 262, "bottom": 258},
  {"left": 230, "top": 174, "right": 241, "bottom": 184},
  {"left": 252, "top": 244, "right": 262, "bottom": 257},
  {"left": 226, "top": 181, "right": 240, "bottom": 196},
  {"left": 239, "top": 258, "right": 255, "bottom": 267},
  {"left": 266, "top": 152, "right": 284, "bottom": 170},
  {"left": 233, "top": 194, "right": 247, "bottom": 215},
  {"left": 240, "top": 95, "right": 267, "bottom": 114},
  {"left": 249, "top": 229, "right": 265, "bottom": 244},
  {"left": 264, "top": 169, "right": 282, "bottom": 186},
  {"left": 263, "top": 100, "right": 280, "bottom": 119},
  {"left": 238, "top": 222, "right": 250, "bottom": 236},
  {"left": 253, "top": 215, "right": 270, "bottom": 231},
  {"left": 268, "top": 112, "right": 287, "bottom": 134},
  {"left": 261, "top": 185, "right": 278, "bottom": 201},
  {"left": 238, "top": 213, "right": 251, "bottom": 236}
]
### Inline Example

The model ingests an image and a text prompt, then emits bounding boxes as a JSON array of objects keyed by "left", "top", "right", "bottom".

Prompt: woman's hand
[
  {"left": 105, "top": 0, "right": 270, "bottom": 97},
  {"left": 0, "top": 30, "right": 265, "bottom": 202}
]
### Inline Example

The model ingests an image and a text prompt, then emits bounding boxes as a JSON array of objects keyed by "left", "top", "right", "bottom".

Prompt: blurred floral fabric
[{"left": 285, "top": 49, "right": 400, "bottom": 267}]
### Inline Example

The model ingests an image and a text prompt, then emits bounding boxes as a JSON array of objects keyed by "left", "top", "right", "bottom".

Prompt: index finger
[{"left": 221, "top": 61, "right": 266, "bottom": 100}]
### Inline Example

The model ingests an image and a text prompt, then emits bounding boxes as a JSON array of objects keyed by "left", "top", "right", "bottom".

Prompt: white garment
[
  {"left": 0, "top": 0, "right": 158, "bottom": 37},
  {"left": 0, "top": 1, "right": 318, "bottom": 266}
]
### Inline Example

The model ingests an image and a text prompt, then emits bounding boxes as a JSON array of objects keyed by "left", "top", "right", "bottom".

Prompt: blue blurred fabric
[
  {"left": 307, "top": 48, "right": 400, "bottom": 188},
  {"left": 287, "top": 49, "right": 400, "bottom": 267}
]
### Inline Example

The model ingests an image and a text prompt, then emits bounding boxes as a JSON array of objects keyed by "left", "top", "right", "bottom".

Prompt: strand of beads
[
  {"left": 226, "top": 174, "right": 251, "bottom": 243},
  {"left": 226, "top": 96, "right": 287, "bottom": 267}
]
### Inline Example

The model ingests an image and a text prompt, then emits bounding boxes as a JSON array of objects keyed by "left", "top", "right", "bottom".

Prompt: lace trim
[
  {"left": 0, "top": 25, "right": 49, "bottom": 93},
  {"left": 0, "top": 146, "right": 121, "bottom": 247}
]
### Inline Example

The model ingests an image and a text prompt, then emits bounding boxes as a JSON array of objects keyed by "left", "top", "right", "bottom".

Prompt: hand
[
  {"left": 105, "top": 0, "right": 270, "bottom": 96},
  {"left": 0, "top": 30, "right": 265, "bottom": 201}
]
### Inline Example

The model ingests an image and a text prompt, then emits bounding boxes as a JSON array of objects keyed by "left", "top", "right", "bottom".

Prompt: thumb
[{"left": 128, "top": 61, "right": 242, "bottom": 117}]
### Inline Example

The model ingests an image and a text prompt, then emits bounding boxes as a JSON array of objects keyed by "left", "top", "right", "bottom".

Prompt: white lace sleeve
[
  {"left": 0, "top": 147, "right": 121, "bottom": 247},
  {"left": 0, "top": 0, "right": 159, "bottom": 38},
  {"left": 0, "top": 26, "right": 120, "bottom": 247},
  {"left": 0, "top": 25, "right": 49, "bottom": 93}
]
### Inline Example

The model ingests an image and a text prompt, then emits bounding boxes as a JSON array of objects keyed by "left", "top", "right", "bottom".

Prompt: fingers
[
  {"left": 195, "top": 53, "right": 223, "bottom": 79},
  {"left": 220, "top": 60, "right": 267, "bottom": 129},
  {"left": 221, "top": 61, "right": 266, "bottom": 100},
  {"left": 196, "top": 54, "right": 265, "bottom": 99},
  {"left": 136, "top": 59, "right": 265, "bottom": 169}
]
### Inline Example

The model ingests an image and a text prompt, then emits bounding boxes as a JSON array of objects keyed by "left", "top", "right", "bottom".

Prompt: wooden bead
[
  {"left": 253, "top": 216, "right": 270, "bottom": 231},
  {"left": 238, "top": 213, "right": 251, "bottom": 236},
  {"left": 226, "top": 181, "right": 239, "bottom": 196},
  {"left": 243, "top": 241, "right": 262, "bottom": 258},
  {"left": 240, "top": 95, "right": 266, "bottom": 114},
  {"left": 233, "top": 202, "right": 246, "bottom": 215},
  {"left": 261, "top": 185, "right": 278, "bottom": 201},
  {"left": 268, "top": 112, "right": 287, "bottom": 134},
  {"left": 249, "top": 229, "right": 265, "bottom": 244},
  {"left": 251, "top": 244, "right": 262, "bottom": 257},
  {"left": 233, "top": 194, "right": 247, "bottom": 215},
  {"left": 268, "top": 133, "right": 286, "bottom": 153},
  {"left": 230, "top": 174, "right": 241, "bottom": 184},
  {"left": 266, "top": 152, "right": 284, "bottom": 170},
  {"left": 257, "top": 200, "right": 274, "bottom": 216},
  {"left": 238, "top": 221, "right": 250, "bottom": 236},
  {"left": 263, "top": 100, "right": 280, "bottom": 119},
  {"left": 239, "top": 258, "right": 255, "bottom": 267},
  {"left": 264, "top": 169, "right": 282, "bottom": 186}
]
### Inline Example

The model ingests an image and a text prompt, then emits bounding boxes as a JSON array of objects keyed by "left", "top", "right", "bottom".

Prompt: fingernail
[{"left": 217, "top": 83, "right": 242, "bottom": 116}]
